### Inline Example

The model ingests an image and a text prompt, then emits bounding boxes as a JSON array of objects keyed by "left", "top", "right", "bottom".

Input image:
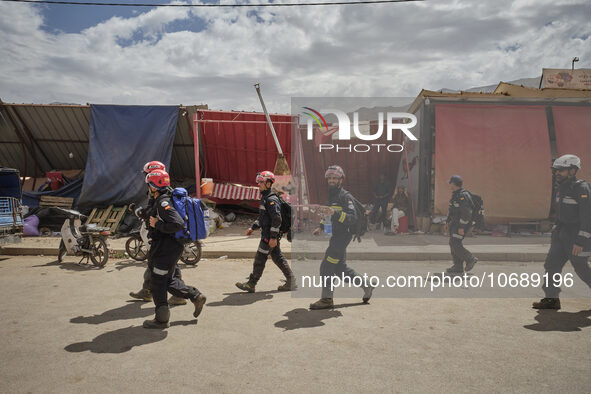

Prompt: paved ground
[
  {"left": 1, "top": 230, "right": 553, "bottom": 261},
  {"left": 0, "top": 255, "right": 590, "bottom": 393}
]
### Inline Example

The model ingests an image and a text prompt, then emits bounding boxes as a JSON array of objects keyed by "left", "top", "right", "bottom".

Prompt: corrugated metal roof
[
  {"left": 0, "top": 102, "right": 207, "bottom": 180},
  {"left": 409, "top": 83, "right": 591, "bottom": 113},
  {"left": 494, "top": 82, "right": 591, "bottom": 98}
]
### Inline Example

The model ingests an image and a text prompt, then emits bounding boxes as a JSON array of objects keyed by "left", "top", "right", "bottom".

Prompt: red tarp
[
  {"left": 197, "top": 110, "right": 293, "bottom": 187},
  {"left": 552, "top": 106, "right": 591, "bottom": 182},
  {"left": 300, "top": 124, "right": 404, "bottom": 204},
  {"left": 434, "top": 104, "right": 552, "bottom": 220}
]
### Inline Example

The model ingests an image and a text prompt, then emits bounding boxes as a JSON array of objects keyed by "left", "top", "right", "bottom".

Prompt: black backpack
[
  {"left": 349, "top": 196, "right": 368, "bottom": 243},
  {"left": 467, "top": 191, "right": 484, "bottom": 229},
  {"left": 268, "top": 193, "right": 293, "bottom": 242}
]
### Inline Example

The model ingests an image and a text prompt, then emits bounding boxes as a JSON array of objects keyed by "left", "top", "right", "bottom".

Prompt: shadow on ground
[
  {"left": 274, "top": 308, "right": 343, "bottom": 331},
  {"left": 524, "top": 309, "right": 591, "bottom": 332},
  {"left": 111, "top": 260, "right": 198, "bottom": 272},
  {"left": 70, "top": 301, "right": 153, "bottom": 324},
  {"left": 65, "top": 326, "right": 167, "bottom": 353},
  {"left": 112, "top": 259, "right": 146, "bottom": 271},
  {"left": 31, "top": 259, "right": 102, "bottom": 271},
  {"left": 207, "top": 291, "right": 280, "bottom": 307}
]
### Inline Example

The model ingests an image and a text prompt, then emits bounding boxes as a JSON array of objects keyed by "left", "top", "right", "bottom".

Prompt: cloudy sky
[{"left": 1, "top": 0, "right": 590, "bottom": 112}]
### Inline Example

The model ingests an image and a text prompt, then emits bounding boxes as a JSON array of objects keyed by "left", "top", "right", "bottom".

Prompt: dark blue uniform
[
  {"left": 149, "top": 191, "right": 201, "bottom": 312},
  {"left": 134, "top": 197, "right": 183, "bottom": 291},
  {"left": 248, "top": 189, "right": 292, "bottom": 283},
  {"left": 447, "top": 188, "right": 476, "bottom": 272},
  {"left": 543, "top": 178, "right": 591, "bottom": 297},
  {"left": 319, "top": 187, "right": 361, "bottom": 298}
]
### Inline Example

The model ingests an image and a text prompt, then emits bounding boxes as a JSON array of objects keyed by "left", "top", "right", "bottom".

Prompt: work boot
[
  {"left": 168, "top": 295, "right": 187, "bottom": 306},
  {"left": 445, "top": 265, "right": 464, "bottom": 275},
  {"left": 143, "top": 306, "right": 170, "bottom": 329},
  {"left": 235, "top": 280, "right": 256, "bottom": 293},
  {"left": 309, "top": 298, "right": 334, "bottom": 310},
  {"left": 130, "top": 288, "right": 152, "bottom": 302},
  {"left": 143, "top": 319, "right": 170, "bottom": 329},
  {"left": 278, "top": 277, "right": 297, "bottom": 291},
  {"left": 532, "top": 298, "right": 561, "bottom": 310},
  {"left": 192, "top": 294, "right": 207, "bottom": 318},
  {"left": 465, "top": 258, "right": 478, "bottom": 272},
  {"left": 362, "top": 285, "right": 375, "bottom": 304}
]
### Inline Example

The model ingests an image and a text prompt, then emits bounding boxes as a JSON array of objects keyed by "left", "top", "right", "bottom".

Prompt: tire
[
  {"left": 125, "top": 235, "right": 148, "bottom": 261},
  {"left": 58, "top": 240, "right": 66, "bottom": 263},
  {"left": 180, "top": 241, "right": 202, "bottom": 265},
  {"left": 90, "top": 237, "right": 109, "bottom": 267}
]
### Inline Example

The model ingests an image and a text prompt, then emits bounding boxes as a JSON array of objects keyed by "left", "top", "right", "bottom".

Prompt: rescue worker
[
  {"left": 128, "top": 161, "right": 186, "bottom": 306},
  {"left": 310, "top": 165, "right": 374, "bottom": 309},
  {"left": 235, "top": 171, "right": 295, "bottom": 292},
  {"left": 445, "top": 175, "right": 478, "bottom": 274},
  {"left": 533, "top": 154, "right": 591, "bottom": 310},
  {"left": 143, "top": 169, "right": 206, "bottom": 329}
]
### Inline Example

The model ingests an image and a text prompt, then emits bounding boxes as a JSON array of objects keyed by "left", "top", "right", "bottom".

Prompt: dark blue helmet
[{"left": 449, "top": 175, "right": 463, "bottom": 187}]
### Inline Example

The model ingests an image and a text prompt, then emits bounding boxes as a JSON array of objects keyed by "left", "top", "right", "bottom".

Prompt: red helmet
[
  {"left": 143, "top": 161, "right": 166, "bottom": 174},
  {"left": 145, "top": 169, "right": 170, "bottom": 189},
  {"left": 256, "top": 170, "right": 275, "bottom": 184},
  {"left": 325, "top": 165, "right": 345, "bottom": 179}
]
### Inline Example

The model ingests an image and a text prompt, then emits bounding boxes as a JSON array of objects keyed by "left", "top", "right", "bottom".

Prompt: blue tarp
[{"left": 78, "top": 105, "right": 179, "bottom": 209}]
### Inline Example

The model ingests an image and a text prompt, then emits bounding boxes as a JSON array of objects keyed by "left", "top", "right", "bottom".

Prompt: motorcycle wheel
[
  {"left": 125, "top": 235, "right": 148, "bottom": 261},
  {"left": 90, "top": 237, "right": 109, "bottom": 267},
  {"left": 180, "top": 241, "right": 202, "bottom": 265},
  {"left": 58, "top": 240, "right": 66, "bottom": 263}
]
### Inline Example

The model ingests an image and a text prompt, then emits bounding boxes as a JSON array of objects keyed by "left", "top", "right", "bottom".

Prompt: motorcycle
[
  {"left": 57, "top": 207, "right": 111, "bottom": 267},
  {"left": 125, "top": 219, "right": 202, "bottom": 265}
]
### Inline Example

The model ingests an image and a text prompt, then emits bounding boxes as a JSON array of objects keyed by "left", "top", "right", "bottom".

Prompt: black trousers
[
  {"left": 142, "top": 260, "right": 182, "bottom": 290},
  {"left": 448, "top": 225, "right": 475, "bottom": 270},
  {"left": 250, "top": 238, "right": 292, "bottom": 283},
  {"left": 150, "top": 240, "right": 200, "bottom": 311},
  {"left": 543, "top": 227, "right": 591, "bottom": 298},
  {"left": 319, "top": 232, "right": 360, "bottom": 298}
]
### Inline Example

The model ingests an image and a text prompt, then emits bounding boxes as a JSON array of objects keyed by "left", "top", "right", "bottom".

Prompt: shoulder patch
[
  {"left": 460, "top": 197, "right": 464, "bottom": 200},
  {"left": 348, "top": 200, "right": 355, "bottom": 210},
  {"left": 270, "top": 201, "right": 275, "bottom": 206},
  {"left": 582, "top": 194, "right": 588, "bottom": 198},
  {"left": 161, "top": 201, "right": 169, "bottom": 207}
]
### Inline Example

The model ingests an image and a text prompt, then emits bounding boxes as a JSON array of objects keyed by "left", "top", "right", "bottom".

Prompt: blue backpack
[{"left": 172, "top": 188, "right": 207, "bottom": 242}]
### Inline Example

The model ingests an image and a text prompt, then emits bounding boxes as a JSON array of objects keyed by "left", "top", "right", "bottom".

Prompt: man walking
[
  {"left": 129, "top": 161, "right": 187, "bottom": 307},
  {"left": 445, "top": 175, "right": 478, "bottom": 274},
  {"left": 310, "top": 165, "right": 374, "bottom": 309},
  {"left": 142, "top": 169, "right": 206, "bottom": 329},
  {"left": 235, "top": 171, "right": 295, "bottom": 292},
  {"left": 533, "top": 154, "right": 591, "bottom": 309}
]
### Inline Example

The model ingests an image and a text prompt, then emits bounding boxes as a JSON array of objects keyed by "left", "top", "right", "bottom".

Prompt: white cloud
[{"left": 0, "top": 0, "right": 590, "bottom": 112}]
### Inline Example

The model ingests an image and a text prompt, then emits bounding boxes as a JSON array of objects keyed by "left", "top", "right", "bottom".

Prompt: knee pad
[{"left": 155, "top": 305, "right": 170, "bottom": 323}]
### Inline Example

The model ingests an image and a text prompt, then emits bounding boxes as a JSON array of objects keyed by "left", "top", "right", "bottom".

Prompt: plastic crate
[{"left": 0, "top": 197, "right": 24, "bottom": 230}]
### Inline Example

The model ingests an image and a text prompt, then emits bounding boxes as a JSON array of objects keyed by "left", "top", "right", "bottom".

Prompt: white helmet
[{"left": 552, "top": 154, "right": 581, "bottom": 170}]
